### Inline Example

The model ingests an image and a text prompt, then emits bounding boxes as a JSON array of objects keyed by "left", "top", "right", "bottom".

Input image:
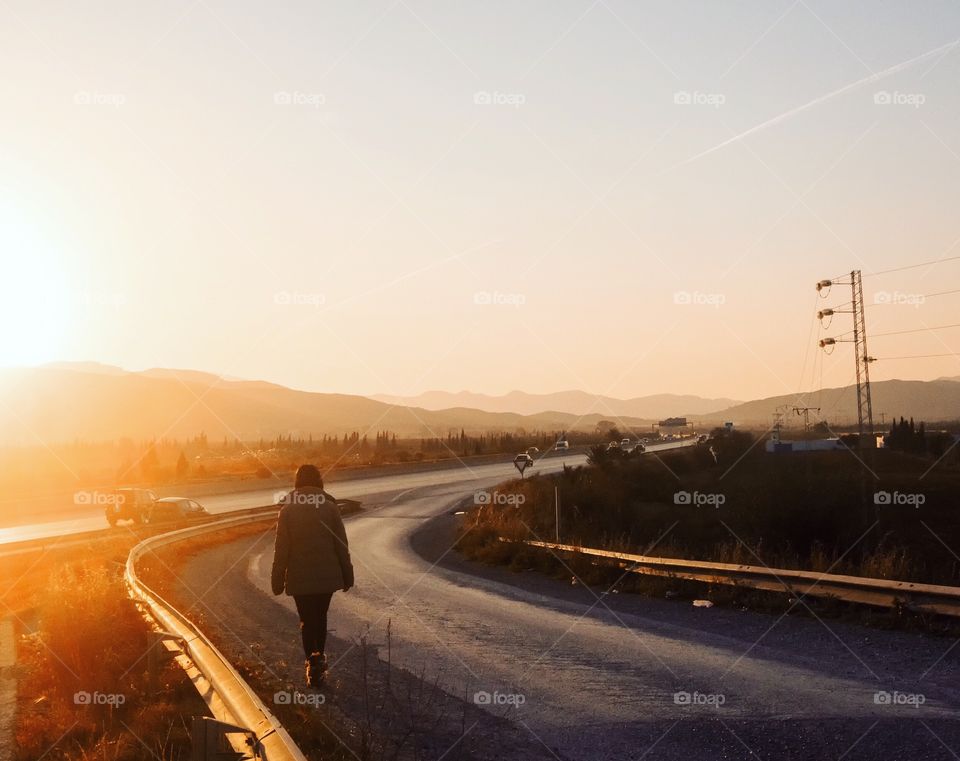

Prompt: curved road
[{"left": 223, "top": 445, "right": 960, "bottom": 760}]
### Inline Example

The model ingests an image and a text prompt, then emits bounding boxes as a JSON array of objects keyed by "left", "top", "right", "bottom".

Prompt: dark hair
[{"left": 294, "top": 464, "right": 323, "bottom": 489}]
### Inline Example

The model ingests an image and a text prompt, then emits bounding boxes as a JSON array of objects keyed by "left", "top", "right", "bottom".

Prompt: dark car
[
  {"left": 149, "top": 497, "right": 209, "bottom": 523},
  {"left": 105, "top": 488, "right": 157, "bottom": 526}
]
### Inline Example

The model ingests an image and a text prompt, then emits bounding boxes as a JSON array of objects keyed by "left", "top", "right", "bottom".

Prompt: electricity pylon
[
  {"left": 817, "top": 270, "right": 875, "bottom": 448},
  {"left": 792, "top": 406, "right": 820, "bottom": 432},
  {"left": 850, "top": 270, "right": 874, "bottom": 444}
]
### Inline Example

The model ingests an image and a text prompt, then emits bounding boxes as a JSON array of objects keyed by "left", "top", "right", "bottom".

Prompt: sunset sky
[{"left": 2, "top": 1, "right": 960, "bottom": 402}]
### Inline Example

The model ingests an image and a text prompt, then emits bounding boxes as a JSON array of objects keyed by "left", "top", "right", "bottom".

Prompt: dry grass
[
  {"left": 1, "top": 534, "right": 140, "bottom": 617},
  {"left": 14, "top": 562, "right": 208, "bottom": 761}
]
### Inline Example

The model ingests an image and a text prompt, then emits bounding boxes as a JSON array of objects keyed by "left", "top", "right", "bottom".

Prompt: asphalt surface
[
  {"left": 172, "top": 441, "right": 960, "bottom": 760},
  {"left": 0, "top": 451, "right": 594, "bottom": 544}
]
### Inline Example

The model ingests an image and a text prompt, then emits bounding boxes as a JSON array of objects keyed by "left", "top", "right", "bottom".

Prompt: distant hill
[
  {"left": 703, "top": 379, "right": 960, "bottom": 427},
  {"left": 370, "top": 389, "right": 741, "bottom": 419},
  {"left": 7, "top": 364, "right": 956, "bottom": 445},
  {"left": 0, "top": 365, "right": 652, "bottom": 446}
]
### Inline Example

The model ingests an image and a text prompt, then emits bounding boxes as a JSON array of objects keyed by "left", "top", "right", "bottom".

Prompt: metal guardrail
[
  {"left": 125, "top": 507, "right": 308, "bottom": 761},
  {"left": 520, "top": 540, "right": 960, "bottom": 617}
]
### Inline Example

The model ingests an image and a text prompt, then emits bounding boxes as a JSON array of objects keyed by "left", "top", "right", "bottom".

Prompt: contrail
[{"left": 669, "top": 37, "right": 960, "bottom": 170}]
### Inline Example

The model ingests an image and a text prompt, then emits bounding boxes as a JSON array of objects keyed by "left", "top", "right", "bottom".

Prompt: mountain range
[
  {"left": 699, "top": 379, "right": 960, "bottom": 428},
  {"left": 370, "top": 390, "right": 741, "bottom": 418},
  {"left": 1, "top": 362, "right": 958, "bottom": 446},
  {"left": 0, "top": 364, "right": 650, "bottom": 445}
]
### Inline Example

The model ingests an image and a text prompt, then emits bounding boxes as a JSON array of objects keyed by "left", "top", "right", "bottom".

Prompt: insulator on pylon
[
  {"left": 817, "top": 309, "right": 834, "bottom": 320},
  {"left": 816, "top": 280, "right": 833, "bottom": 291},
  {"left": 819, "top": 337, "right": 836, "bottom": 347}
]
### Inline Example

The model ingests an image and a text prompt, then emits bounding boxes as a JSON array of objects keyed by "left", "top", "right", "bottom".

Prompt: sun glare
[{"left": 0, "top": 205, "right": 71, "bottom": 367}]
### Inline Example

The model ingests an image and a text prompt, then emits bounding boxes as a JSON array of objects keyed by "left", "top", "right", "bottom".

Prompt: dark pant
[{"left": 293, "top": 593, "right": 333, "bottom": 659}]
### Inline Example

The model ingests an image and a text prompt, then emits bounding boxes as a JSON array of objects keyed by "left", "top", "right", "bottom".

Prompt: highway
[
  {"left": 0, "top": 441, "right": 692, "bottom": 546},
  {"left": 14, "top": 438, "right": 959, "bottom": 757},
  {"left": 0, "top": 452, "right": 596, "bottom": 545},
  {"left": 172, "top": 439, "right": 960, "bottom": 760}
]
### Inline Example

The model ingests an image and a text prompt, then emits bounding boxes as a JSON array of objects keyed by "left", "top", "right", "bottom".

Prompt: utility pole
[
  {"left": 792, "top": 406, "right": 820, "bottom": 432},
  {"left": 817, "top": 270, "right": 876, "bottom": 450}
]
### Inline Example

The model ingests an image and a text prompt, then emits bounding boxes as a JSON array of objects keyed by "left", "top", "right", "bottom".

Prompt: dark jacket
[{"left": 271, "top": 486, "right": 354, "bottom": 596}]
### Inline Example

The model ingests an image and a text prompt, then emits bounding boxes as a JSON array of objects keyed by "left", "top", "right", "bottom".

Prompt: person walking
[{"left": 271, "top": 464, "right": 354, "bottom": 688}]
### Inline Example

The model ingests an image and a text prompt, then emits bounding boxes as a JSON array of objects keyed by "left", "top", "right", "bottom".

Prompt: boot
[{"left": 306, "top": 652, "right": 326, "bottom": 688}]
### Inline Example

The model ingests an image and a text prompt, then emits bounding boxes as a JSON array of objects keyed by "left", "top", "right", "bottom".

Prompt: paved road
[
  {"left": 225, "top": 442, "right": 960, "bottom": 760},
  {"left": 0, "top": 451, "right": 605, "bottom": 545},
  {"left": 0, "top": 441, "right": 698, "bottom": 545}
]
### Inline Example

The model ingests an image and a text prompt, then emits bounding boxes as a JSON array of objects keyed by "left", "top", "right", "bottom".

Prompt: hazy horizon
[{"left": 3, "top": 1, "right": 960, "bottom": 402}]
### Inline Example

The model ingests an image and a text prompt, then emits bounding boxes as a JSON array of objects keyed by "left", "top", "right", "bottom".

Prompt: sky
[{"left": 2, "top": 0, "right": 960, "bottom": 403}]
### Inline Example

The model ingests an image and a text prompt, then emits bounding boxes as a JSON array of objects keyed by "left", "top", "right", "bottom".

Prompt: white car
[{"left": 555, "top": 440, "right": 570, "bottom": 451}]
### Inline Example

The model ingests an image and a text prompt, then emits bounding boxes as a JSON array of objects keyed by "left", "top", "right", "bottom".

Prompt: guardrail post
[
  {"left": 146, "top": 630, "right": 184, "bottom": 695},
  {"left": 191, "top": 716, "right": 259, "bottom": 761}
]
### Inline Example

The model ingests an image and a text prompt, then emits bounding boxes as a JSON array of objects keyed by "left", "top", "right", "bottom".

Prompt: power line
[
  {"left": 917, "top": 287, "right": 960, "bottom": 300},
  {"left": 824, "top": 288, "right": 960, "bottom": 315},
  {"left": 871, "top": 322, "right": 960, "bottom": 338},
  {"left": 874, "top": 353, "right": 958, "bottom": 360},
  {"left": 867, "top": 287, "right": 960, "bottom": 306},
  {"left": 862, "top": 254, "right": 960, "bottom": 278}
]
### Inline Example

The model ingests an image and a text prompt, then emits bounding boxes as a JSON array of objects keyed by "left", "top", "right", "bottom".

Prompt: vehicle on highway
[
  {"left": 697, "top": 434, "right": 709, "bottom": 443},
  {"left": 621, "top": 438, "right": 632, "bottom": 449},
  {"left": 514, "top": 452, "right": 535, "bottom": 467},
  {"left": 554, "top": 439, "right": 570, "bottom": 451},
  {"left": 105, "top": 488, "right": 157, "bottom": 526},
  {"left": 149, "top": 497, "right": 209, "bottom": 522}
]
